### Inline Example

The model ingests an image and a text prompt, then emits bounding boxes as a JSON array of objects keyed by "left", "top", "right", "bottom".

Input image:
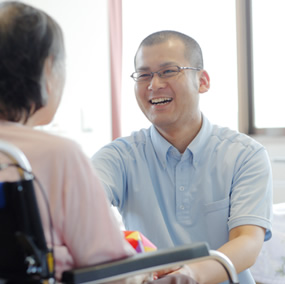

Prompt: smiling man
[{"left": 92, "top": 30, "right": 273, "bottom": 284}]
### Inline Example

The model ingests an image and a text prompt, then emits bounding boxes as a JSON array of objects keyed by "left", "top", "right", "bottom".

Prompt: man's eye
[
  {"left": 138, "top": 73, "right": 151, "bottom": 78},
  {"left": 162, "top": 69, "right": 176, "bottom": 75}
]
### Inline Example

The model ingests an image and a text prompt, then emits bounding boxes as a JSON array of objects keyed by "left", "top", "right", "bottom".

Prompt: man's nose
[{"left": 147, "top": 73, "right": 166, "bottom": 91}]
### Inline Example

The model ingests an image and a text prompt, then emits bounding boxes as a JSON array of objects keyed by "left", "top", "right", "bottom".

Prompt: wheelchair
[{"left": 0, "top": 140, "right": 239, "bottom": 284}]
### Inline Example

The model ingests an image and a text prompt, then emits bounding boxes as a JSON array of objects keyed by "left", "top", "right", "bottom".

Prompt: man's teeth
[{"left": 150, "top": 98, "right": 173, "bottom": 105}]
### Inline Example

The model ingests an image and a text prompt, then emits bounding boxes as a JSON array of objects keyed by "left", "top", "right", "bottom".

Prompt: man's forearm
[{"left": 187, "top": 225, "right": 265, "bottom": 284}]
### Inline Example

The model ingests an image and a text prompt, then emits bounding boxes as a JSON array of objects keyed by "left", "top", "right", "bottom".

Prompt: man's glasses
[{"left": 130, "top": 66, "right": 201, "bottom": 82}]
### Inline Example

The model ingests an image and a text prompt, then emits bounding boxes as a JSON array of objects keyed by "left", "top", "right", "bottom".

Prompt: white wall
[{"left": 19, "top": 0, "right": 112, "bottom": 157}]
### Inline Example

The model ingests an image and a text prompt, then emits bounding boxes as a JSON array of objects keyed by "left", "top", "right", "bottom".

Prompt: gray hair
[{"left": 0, "top": 1, "right": 65, "bottom": 123}]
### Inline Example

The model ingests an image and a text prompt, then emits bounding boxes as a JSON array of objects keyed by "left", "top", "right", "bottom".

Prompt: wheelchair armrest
[
  {"left": 209, "top": 250, "right": 239, "bottom": 284},
  {"left": 61, "top": 242, "right": 209, "bottom": 284}
]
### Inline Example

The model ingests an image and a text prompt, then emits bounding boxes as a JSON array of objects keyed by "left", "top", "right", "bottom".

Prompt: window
[{"left": 252, "top": 0, "right": 285, "bottom": 131}]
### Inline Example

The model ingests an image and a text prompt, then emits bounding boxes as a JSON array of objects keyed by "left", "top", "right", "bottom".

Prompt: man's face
[{"left": 134, "top": 38, "right": 203, "bottom": 133}]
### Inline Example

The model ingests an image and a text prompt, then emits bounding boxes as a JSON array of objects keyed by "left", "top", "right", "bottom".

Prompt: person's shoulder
[
  {"left": 109, "top": 128, "right": 151, "bottom": 148},
  {"left": 93, "top": 128, "right": 151, "bottom": 161},
  {"left": 31, "top": 128, "right": 83, "bottom": 156},
  {"left": 211, "top": 124, "right": 264, "bottom": 150}
]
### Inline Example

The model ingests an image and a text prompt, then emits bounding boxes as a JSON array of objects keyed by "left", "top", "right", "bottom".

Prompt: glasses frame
[{"left": 130, "top": 65, "right": 201, "bottom": 82}]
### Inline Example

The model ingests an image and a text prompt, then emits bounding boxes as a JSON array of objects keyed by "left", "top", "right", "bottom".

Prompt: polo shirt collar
[
  {"left": 187, "top": 114, "right": 213, "bottom": 168},
  {"left": 150, "top": 125, "right": 171, "bottom": 168},
  {"left": 150, "top": 113, "right": 213, "bottom": 168}
]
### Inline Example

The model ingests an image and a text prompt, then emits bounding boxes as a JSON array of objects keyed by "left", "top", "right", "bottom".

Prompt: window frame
[{"left": 238, "top": 0, "right": 285, "bottom": 136}]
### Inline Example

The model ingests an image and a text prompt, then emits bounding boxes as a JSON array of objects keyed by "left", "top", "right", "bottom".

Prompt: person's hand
[
  {"left": 148, "top": 272, "right": 199, "bottom": 284},
  {"left": 154, "top": 265, "right": 197, "bottom": 280},
  {"left": 110, "top": 272, "right": 154, "bottom": 284},
  {"left": 153, "top": 266, "right": 183, "bottom": 279}
]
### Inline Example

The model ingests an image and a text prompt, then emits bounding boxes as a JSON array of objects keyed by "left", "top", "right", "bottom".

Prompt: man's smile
[{"left": 149, "top": 98, "right": 173, "bottom": 105}]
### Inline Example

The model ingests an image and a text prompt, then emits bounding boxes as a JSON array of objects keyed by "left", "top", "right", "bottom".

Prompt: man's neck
[{"left": 155, "top": 116, "right": 203, "bottom": 154}]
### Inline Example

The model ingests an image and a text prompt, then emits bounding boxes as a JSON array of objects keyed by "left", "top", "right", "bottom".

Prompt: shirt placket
[{"left": 175, "top": 152, "right": 194, "bottom": 225}]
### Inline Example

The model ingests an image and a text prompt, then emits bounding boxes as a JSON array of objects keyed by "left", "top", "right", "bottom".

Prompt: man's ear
[{"left": 199, "top": 70, "right": 210, "bottom": 93}]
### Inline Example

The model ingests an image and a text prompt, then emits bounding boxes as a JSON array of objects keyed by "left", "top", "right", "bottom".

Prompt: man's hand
[
  {"left": 153, "top": 265, "right": 183, "bottom": 279},
  {"left": 148, "top": 274, "right": 199, "bottom": 284},
  {"left": 153, "top": 265, "right": 197, "bottom": 281}
]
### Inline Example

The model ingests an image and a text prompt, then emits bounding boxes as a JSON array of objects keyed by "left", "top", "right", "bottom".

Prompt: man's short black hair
[{"left": 134, "top": 30, "right": 203, "bottom": 70}]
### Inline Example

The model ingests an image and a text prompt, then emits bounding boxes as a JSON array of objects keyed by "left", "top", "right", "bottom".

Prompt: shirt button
[
  {"left": 179, "top": 186, "right": 184, "bottom": 191},
  {"left": 180, "top": 205, "right": 184, "bottom": 210}
]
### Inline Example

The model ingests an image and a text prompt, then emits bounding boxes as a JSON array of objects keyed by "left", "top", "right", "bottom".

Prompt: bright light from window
[{"left": 252, "top": 0, "right": 285, "bottom": 128}]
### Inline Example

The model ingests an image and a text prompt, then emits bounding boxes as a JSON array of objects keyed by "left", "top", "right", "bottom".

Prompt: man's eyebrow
[
  {"left": 136, "top": 66, "right": 150, "bottom": 71},
  {"left": 159, "top": 62, "right": 178, "bottom": 67},
  {"left": 136, "top": 62, "right": 178, "bottom": 71}
]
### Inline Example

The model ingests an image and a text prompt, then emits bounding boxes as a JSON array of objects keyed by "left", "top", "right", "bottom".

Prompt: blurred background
[{"left": 5, "top": 0, "right": 285, "bottom": 203}]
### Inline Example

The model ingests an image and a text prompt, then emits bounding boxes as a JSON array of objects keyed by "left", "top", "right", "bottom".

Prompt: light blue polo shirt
[{"left": 92, "top": 115, "right": 272, "bottom": 284}]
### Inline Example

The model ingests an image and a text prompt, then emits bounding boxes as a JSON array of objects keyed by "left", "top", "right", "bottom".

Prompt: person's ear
[
  {"left": 43, "top": 56, "right": 54, "bottom": 98},
  {"left": 199, "top": 70, "right": 210, "bottom": 93}
]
